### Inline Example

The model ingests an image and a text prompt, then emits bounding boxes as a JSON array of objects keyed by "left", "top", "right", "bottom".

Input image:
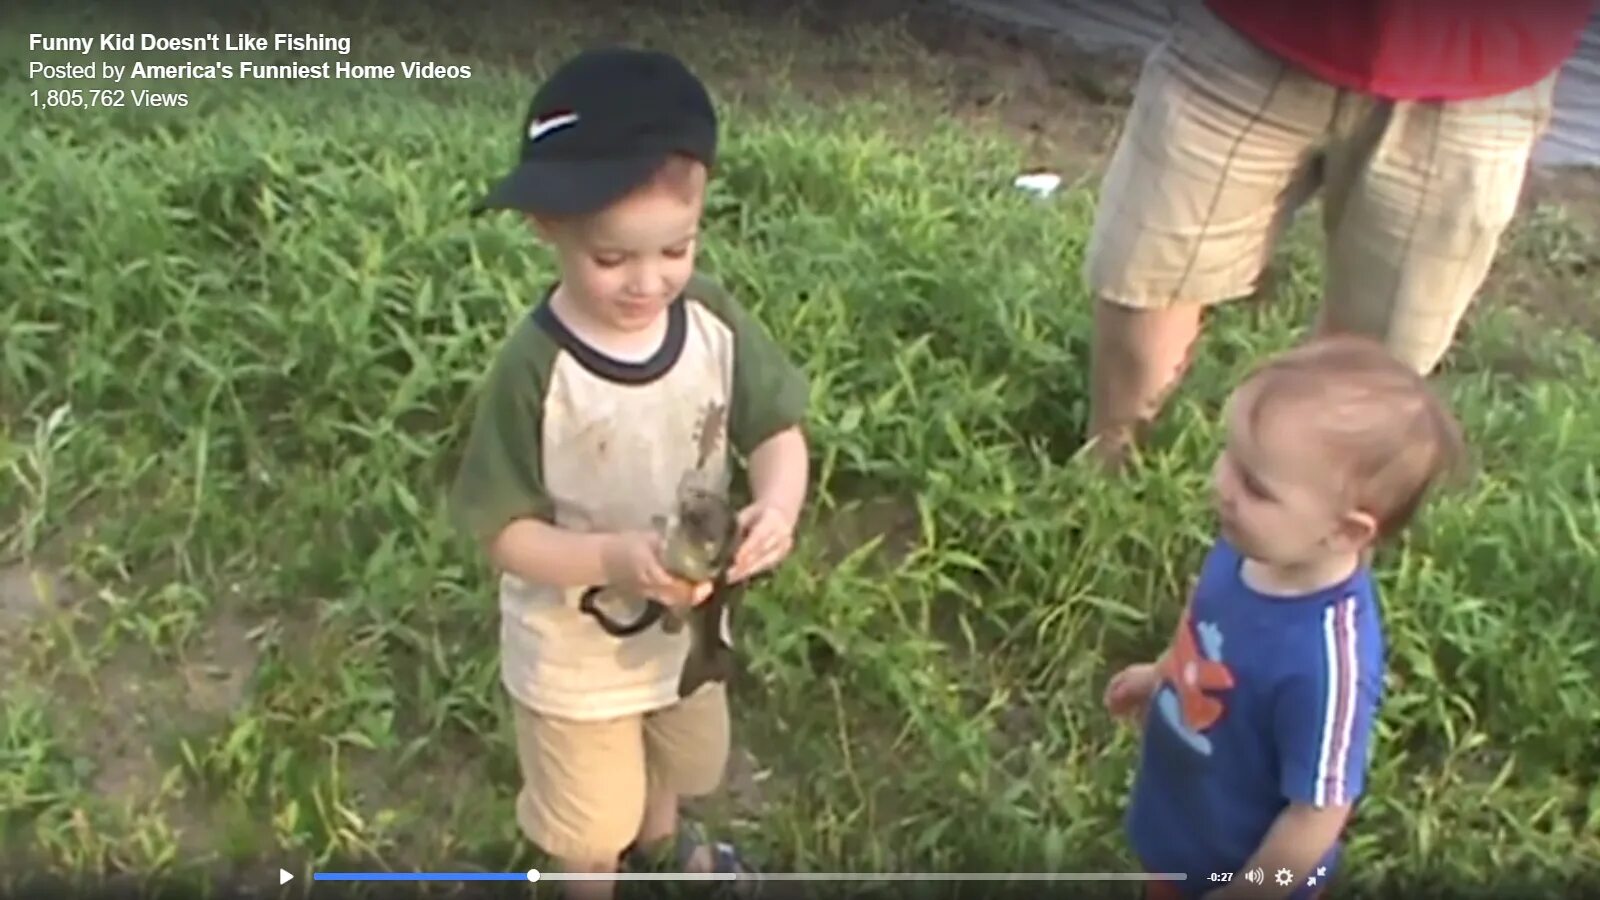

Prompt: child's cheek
[
  {"left": 579, "top": 266, "right": 622, "bottom": 300},
  {"left": 666, "top": 258, "right": 695, "bottom": 292}
]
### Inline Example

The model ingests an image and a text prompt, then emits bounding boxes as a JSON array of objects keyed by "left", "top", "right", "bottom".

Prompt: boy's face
[
  {"left": 1210, "top": 385, "right": 1372, "bottom": 568},
  {"left": 533, "top": 164, "right": 707, "bottom": 334}
]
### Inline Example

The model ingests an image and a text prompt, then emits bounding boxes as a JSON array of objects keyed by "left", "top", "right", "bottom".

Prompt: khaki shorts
[
  {"left": 510, "top": 682, "right": 730, "bottom": 862},
  {"left": 1084, "top": 0, "right": 1558, "bottom": 372}
]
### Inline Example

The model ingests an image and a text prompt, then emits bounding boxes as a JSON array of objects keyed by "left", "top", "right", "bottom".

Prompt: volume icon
[{"left": 1245, "top": 868, "right": 1265, "bottom": 885}]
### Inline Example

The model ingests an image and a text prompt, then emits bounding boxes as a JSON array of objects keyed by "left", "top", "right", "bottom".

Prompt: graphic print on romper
[{"left": 1153, "top": 609, "right": 1235, "bottom": 754}]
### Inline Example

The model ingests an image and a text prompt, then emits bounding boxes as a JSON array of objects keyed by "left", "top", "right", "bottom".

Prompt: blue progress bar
[{"left": 314, "top": 873, "right": 527, "bottom": 881}]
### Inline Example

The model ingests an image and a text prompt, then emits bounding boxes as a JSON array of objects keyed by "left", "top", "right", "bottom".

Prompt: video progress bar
[{"left": 310, "top": 871, "right": 1185, "bottom": 883}]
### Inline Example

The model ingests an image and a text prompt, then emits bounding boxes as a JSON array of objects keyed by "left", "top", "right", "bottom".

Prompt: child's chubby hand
[
  {"left": 726, "top": 501, "right": 799, "bottom": 584},
  {"left": 1104, "top": 662, "right": 1162, "bottom": 722},
  {"left": 602, "top": 531, "right": 713, "bottom": 609}
]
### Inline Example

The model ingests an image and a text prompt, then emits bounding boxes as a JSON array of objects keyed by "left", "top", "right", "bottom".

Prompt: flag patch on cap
[{"left": 528, "top": 111, "right": 580, "bottom": 142}]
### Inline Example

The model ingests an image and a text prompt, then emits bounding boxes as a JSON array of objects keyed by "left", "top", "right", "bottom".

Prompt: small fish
[
  {"left": 658, "top": 487, "right": 737, "bottom": 583},
  {"left": 654, "top": 485, "right": 739, "bottom": 633},
  {"left": 653, "top": 485, "right": 745, "bottom": 698}
]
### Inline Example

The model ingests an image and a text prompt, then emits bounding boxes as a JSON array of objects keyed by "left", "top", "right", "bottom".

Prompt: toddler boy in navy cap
[{"left": 451, "top": 47, "right": 810, "bottom": 899}]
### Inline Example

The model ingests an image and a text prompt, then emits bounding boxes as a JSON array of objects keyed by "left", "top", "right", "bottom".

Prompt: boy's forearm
[
  {"left": 1209, "top": 803, "right": 1349, "bottom": 898},
  {"left": 488, "top": 518, "right": 615, "bottom": 588},
  {"left": 747, "top": 426, "right": 808, "bottom": 521},
  {"left": 482, "top": 427, "right": 808, "bottom": 586}
]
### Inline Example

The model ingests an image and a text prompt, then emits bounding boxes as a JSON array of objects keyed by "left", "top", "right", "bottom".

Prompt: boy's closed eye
[
  {"left": 590, "top": 239, "right": 694, "bottom": 268},
  {"left": 1239, "top": 468, "right": 1275, "bottom": 501},
  {"left": 1221, "top": 447, "right": 1276, "bottom": 503},
  {"left": 660, "top": 233, "right": 697, "bottom": 258}
]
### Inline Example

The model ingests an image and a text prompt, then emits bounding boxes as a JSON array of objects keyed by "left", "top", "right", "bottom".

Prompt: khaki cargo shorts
[
  {"left": 510, "top": 682, "right": 730, "bottom": 863},
  {"left": 1084, "top": 0, "right": 1558, "bottom": 373}
]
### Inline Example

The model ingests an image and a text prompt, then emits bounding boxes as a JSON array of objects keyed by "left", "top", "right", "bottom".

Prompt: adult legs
[
  {"left": 1317, "top": 73, "right": 1560, "bottom": 373},
  {"left": 1082, "top": 1, "right": 1332, "bottom": 468},
  {"left": 1087, "top": 301, "right": 1204, "bottom": 466}
]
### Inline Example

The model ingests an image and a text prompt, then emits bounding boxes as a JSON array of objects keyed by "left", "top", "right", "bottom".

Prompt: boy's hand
[
  {"left": 1104, "top": 663, "right": 1162, "bottom": 721},
  {"left": 602, "top": 532, "right": 712, "bottom": 608},
  {"left": 726, "top": 501, "right": 797, "bottom": 584}
]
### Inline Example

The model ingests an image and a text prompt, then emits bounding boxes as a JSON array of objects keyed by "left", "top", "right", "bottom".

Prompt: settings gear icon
[{"left": 1273, "top": 868, "right": 1294, "bottom": 886}]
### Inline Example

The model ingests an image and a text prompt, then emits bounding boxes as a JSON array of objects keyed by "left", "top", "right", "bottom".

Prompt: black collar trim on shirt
[{"left": 531, "top": 284, "right": 687, "bottom": 385}]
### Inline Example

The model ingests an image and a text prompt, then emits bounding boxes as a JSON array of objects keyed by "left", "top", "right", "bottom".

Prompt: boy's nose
[{"left": 627, "top": 270, "right": 665, "bottom": 297}]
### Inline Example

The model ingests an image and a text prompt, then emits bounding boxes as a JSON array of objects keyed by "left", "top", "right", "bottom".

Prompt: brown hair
[
  {"left": 1237, "top": 334, "right": 1469, "bottom": 543},
  {"left": 636, "top": 153, "right": 707, "bottom": 205},
  {"left": 531, "top": 153, "right": 706, "bottom": 232}
]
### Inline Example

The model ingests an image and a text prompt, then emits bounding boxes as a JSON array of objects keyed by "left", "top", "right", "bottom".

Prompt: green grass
[{"left": 4, "top": 2, "right": 1600, "bottom": 896}]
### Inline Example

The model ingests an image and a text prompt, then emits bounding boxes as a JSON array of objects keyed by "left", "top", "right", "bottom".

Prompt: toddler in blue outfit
[{"left": 1105, "top": 335, "right": 1467, "bottom": 899}]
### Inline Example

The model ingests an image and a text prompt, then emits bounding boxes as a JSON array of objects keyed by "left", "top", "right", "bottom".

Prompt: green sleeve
[
  {"left": 689, "top": 272, "right": 810, "bottom": 455},
  {"left": 448, "top": 316, "right": 560, "bottom": 544}
]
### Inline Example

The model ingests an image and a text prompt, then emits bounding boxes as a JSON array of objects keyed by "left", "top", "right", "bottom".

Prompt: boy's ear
[{"left": 1333, "top": 508, "right": 1379, "bottom": 550}]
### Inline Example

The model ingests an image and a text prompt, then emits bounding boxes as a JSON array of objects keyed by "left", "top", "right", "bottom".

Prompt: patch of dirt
[
  {"left": 628, "top": 0, "right": 1141, "bottom": 190},
  {"left": 0, "top": 563, "right": 70, "bottom": 630},
  {"left": 1523, "top": 166, "right": 1600, "bottom": 233},
  {"left": 45, "top": 599, "right": 265, "bottom": 858},
  {"left": 336, "top": 736, "right": 507, "bottom": 863},
  {"left": 779, "top": 0, "right": 1140, "bottom": 181},
  {"left": 50, "top": 640, "right": 198, "bottom": 849},
  {"left": 813, "top": 494, "right": 921, "bottom": 571},
  {"left": 178, "top": 603, "right": 261, "bottom": 720},
  {"left": 1485, "top": 166, "right": 1600, "bottom": 342},
  {"left": 0, "top": 561, "right": 85, "bottom": 683}
]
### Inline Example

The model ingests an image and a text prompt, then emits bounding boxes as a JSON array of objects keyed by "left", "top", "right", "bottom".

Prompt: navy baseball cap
[{"left": 473, "top": 47, "right": 718, "bottom": 217}]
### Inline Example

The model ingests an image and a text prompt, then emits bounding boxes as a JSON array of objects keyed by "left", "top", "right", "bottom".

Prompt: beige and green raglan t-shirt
[{"left": 449, "top": 272, "right": 808, "bottom": 722}]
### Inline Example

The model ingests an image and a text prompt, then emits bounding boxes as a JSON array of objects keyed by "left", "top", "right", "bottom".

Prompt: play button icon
[{"left": 279, "top": 869, "right": 293, "bottom": 885}]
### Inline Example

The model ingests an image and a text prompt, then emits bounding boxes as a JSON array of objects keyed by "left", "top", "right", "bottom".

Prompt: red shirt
[{"left": 1204, "top": 0, "right": 1594, "bottom": 100}]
